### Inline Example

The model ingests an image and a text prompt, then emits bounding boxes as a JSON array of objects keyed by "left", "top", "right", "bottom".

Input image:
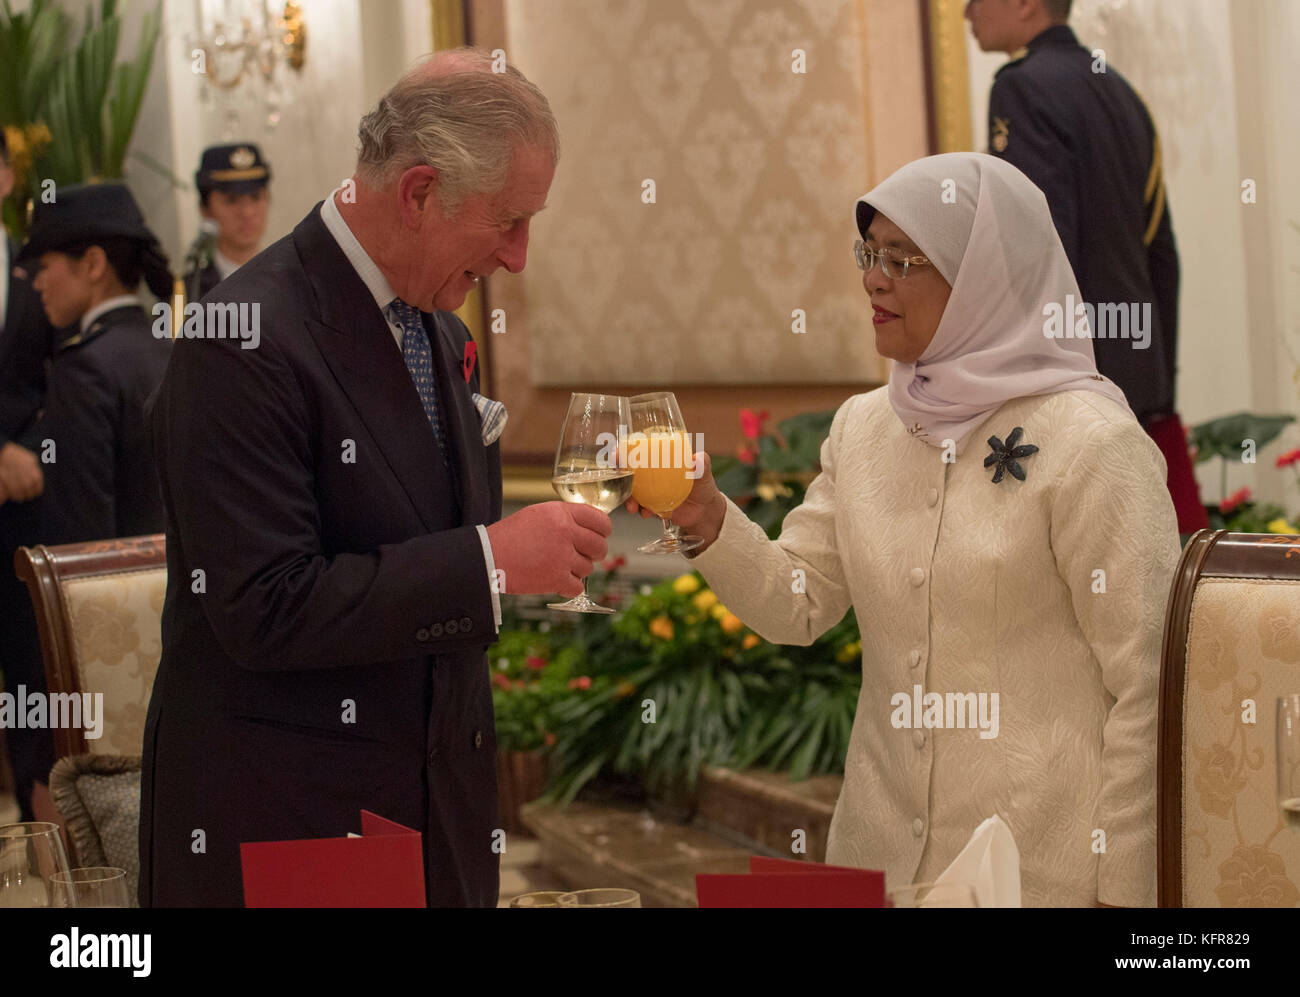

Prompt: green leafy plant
[
  {"left": 1189, "top": 412, "right": 1299, "bottom": 532},
  {"left": 1, "top": 0, "right": 163, "bottom": 237},
  {"left": 710, "top": 407, "right": 836, "bottom": 538}
]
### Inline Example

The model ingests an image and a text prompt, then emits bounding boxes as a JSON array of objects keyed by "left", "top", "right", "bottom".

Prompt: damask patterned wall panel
[{"left": 502, "top": 0, "right": 928, "bottom": 386}]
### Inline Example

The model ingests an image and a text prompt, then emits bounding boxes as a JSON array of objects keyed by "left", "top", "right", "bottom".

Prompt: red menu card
[
  {"left": 240, "top": 810, "right": 425, "bottom": 908},
  {"left": 696, "top": 856, "right": 886, "bottom": 907}
]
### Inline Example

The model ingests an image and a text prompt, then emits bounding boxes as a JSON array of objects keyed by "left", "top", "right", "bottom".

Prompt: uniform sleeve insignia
[{"left": 992, "top": 117, "right": 1010, "bottom": 153}]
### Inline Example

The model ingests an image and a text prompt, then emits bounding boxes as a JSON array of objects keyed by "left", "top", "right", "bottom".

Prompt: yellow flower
[
  {"left": 742, "top": 633, "right": 760, "bottom": 650},
  {"left": 692, "top": 590, "right": 718, "bottom": 611},
  {"left": 685, "top": 613, "right": 699, "bottom": 625},
  {"left": 711, "top": 603, "right": 729, "bottom": 621},
  {"left": 720, "top": 613, "right": 743, "bottom": 635},
  {"left": 836, "top": 640, "right": 862, "bottom": 663},
  {"left": 615, "top": 681, "right": 637, "bottom": 698},
  {"left": 1267, "top": 518, "right": 1297, "bottom": 535},
  {"left": 673, "top": 573, "right": 701, "bottom": 595},
  {"left": 649, "top": 615, "right": 675, "bottom": 640}
]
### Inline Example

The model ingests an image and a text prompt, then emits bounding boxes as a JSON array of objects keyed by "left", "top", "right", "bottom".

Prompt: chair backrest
[
  {"left": 14, "top": 536, "right": 166, "bottom": 759},
  {"left": 1159, "top": 529, "right": 1300, "bottom": 907}
]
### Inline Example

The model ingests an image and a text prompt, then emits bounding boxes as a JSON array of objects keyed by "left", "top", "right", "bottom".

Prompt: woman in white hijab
[{"left": 629, "top": 152, "right": 1180, "bottom": 907}]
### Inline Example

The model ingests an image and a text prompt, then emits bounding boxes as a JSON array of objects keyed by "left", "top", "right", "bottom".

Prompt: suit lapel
[
  {"left": 424, "top": 311, "right": 489, "bottom": 525},
  {"left": 293, "top": 207, "right": 457, "bottom": 533}
]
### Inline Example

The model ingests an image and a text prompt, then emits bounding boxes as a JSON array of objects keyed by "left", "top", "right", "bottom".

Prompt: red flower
[
  {"left": 1276, "top": 448, "right": 1300, "bottom": 469},
  {"left": 740, "top": 408, "right": 770, "bottom": 441},
  {"left": 737, "top": 444, "right": 757, "bottom": 465},
  {"left": 567, "top": 676, "right": 592, "bottom": 690},
  {"left": 543, "top": 732, "right": 557, "bottom": 747},
  {"left": 1220, "top": 487, "right": 1252, "bottom": 515},
  {"left": 601, "top": 555, "right": 627, "bottom": 571},
  {"left": 525, "top": 655, "right": 546, "bottom": 670},
  {"left": 491, "top": 673, "right": 512, "bottom": 691}
]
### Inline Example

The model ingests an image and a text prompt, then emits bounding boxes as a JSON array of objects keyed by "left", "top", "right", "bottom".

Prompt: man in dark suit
[
  {"left": 0, "top": 128, "right": 56, "bottom": 821},
  {"left": 967, "top": 0, "right": 1207, "bottom": 533},
  {"left": 181, "top": 143, "right": 272, "bottom": 303},
  {"left": 140, "top": 49, "right": 611, "bottom": 907}
]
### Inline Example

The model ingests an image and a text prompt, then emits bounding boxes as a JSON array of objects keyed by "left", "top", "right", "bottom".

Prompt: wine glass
[
  {"left": 549, "top": 392, "right": 633, "bottom": 614},
  {"left": 886, "top": 881, "right": 980, "bottom": 907},
  {"left": 556, "top": 888, "right": 641, "bottom": 907},
  {"left": 1278, "top": 694, "right": 1300, "bottom": 831},
  {"left": 0, "top": 822, "right": 72, "bottom": 908},
  {"left": 627, "top": 392, "right": 703, "bottom": 555},
  {"left": 50, "top": 867, "right": 130, "bottom": 908},
  {"left": 509, "top": 890, "right": 566, "bottom": 908}
]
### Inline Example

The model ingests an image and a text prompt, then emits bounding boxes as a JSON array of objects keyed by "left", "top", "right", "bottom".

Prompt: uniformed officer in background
[
  {"left": 20, "top": 183, "right": 173, "bottom": 546},
  {"left": 967, "top": 0, "right": 1207, "bottom": 534},
  {"left": 0, "top": 126, "right": 56, "bottom": 822},
  {"left": 182, "top": 143, "right": 272, "bottom": 302}
]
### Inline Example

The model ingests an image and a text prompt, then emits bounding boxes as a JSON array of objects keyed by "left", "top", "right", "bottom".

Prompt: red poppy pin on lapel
[{"left": 463, "top": 341, "right": 477, "bottom": 383}]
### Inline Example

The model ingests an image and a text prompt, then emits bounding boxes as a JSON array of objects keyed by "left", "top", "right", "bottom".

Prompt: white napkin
[{"left": 934, "top": 814, "right": 1021, "bottom": 908}]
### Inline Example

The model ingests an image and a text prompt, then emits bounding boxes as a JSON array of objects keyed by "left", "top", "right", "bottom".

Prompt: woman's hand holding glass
[{"left": 624, "top": 449, "right": 726, "bottom": 554}]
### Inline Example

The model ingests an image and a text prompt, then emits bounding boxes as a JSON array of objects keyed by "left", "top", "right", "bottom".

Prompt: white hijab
[{"left": 855, "top": 152, "right": 1131, "bottom": 448}]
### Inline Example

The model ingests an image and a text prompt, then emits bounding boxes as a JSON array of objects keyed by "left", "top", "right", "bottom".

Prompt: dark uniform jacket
[
  {"left": 182, "top": 261, "right": 221, "bottom": 304},
  {"left": 139, "top": 204, "right": 504, "bottom": 908},
  {"left": 988, "top": 25, "right": 1179, "bottom": 424},
  {"left": 0, "top": 236, "right": 56, "bottom": 451},
  {"left": 24, "top": 303, "right": 171, "bottom": 545}
]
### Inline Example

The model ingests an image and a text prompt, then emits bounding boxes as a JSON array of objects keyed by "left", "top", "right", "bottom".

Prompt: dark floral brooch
[{"left": 984, "top": 427, "right": 1039, "bottom": 483}]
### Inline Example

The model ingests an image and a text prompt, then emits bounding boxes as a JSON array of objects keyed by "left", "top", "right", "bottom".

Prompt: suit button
[
  {"left": 912, "top": 818, "right": 924, "bottom": 837},
  {"left": 430, "top": 622, "right": 444, "bottom": 637},
  {"left": 473, "top": 730, "right": 483, "bottom": 749},
  {"left": 909, "top": 649, "right": 921, "bottom": 668},
  {"left": 927, "top": 487, "right": 939, "bottom": 507},
  {"left": 909, "top": 568, "right": 925, "bottom": 587},
  {"left": 460, "top": 616, "right": 473, "bottom": 631},
  {"left": 416, "top": 628, "right": 429, "bottom": 641},
  {"left": 446, "top": 619, "right": 459, "bottom": 635},
  {"left": 912, "top": 729, "right": 925, "bottom": 749},
  {"left": 427, "top": 748, "right": 437, "bottom": 765}
]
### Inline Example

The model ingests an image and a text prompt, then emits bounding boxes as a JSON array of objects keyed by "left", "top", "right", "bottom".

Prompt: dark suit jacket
[
  {"left": 27, "top": 304, "right": 171, "bottom": 544},
  {"left": 139, "top": 203, "right": 504, "bottom": 908},
  {"left": 182, "top": 260, "right": 220, "bottom": 305},
  {"left": 988, "top": 25, "right": 1179, "bottom": 423}
]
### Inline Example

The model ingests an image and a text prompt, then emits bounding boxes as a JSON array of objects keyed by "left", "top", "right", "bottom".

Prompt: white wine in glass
[
  {"left": 0, "top": 822, "right": 71, "bottom": 908},
  {"left": 1278, "top": 694, "right": 1300, "bottom": 831},
  {"left": 549, "top": 392, "right": 632, "bottom": 614},
  {"left": 627, "top": 391, "right": 703, "bottom": 555}
]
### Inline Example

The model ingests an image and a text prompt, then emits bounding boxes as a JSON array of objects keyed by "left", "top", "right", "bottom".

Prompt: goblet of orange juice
[{"left": 627, "top": 392, "right": 703, "bottom": 555}]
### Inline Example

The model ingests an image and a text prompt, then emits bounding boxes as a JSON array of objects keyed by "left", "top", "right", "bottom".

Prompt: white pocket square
[{"left": 471, "top": 392, "right": 507, "bottom": 446}]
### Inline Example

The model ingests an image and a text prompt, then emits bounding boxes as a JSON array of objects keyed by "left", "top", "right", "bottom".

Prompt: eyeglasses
[{"left": 853, "top": 239, "right": 932, "bottom": 280}]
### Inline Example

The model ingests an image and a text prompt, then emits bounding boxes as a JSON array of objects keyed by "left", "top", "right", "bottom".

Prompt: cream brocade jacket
[{"left": 690, "top": 387, "right": 1180, "bottom": 907}]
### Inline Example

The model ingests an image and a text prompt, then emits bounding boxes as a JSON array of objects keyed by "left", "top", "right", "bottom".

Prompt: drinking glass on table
[
  {"left": 1279, "top": 694, "right": 1300, "bottom": 832},
  {"left": 50, "top": 866, "right": 130, "bottom": 908},
  {"left": 886, "top": 882, "right": 979, "bottom": 907},
  {"left": 549, "top": 391, "right": 633, "bottom": 614},
  {"left": 556, "top": 888, "right": 641, "bottom": 907},
  {"left": 0, "top": 822, "right": 71, "bottom": 908},
  {"left": 626, "top": 391, "right": 702, "bottom": 555}
]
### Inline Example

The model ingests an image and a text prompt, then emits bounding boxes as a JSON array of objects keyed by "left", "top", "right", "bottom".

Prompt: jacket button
[
  {"left": 909, "top": 649, "right": 921, "bottom": 668},
  {"left": 473, "top": 730, "right": 483, "bottom": 749},
  {"left": 912, "top": 729, "right": 925, "bottom": 749},
  {"left": 927, "top": 487, "right": 939, "bottom": 507},
  {"left": 909, "top": 568, "right": 925, "bottom": 587},
  {"left": 460, "top": 616, "right": 473, "bottom": 631},
  {"left": 427, "top": 748, "right": 437, "bottom": 765},
  {"left": 446, "top": 619, "right": 459, "bottom": 635},
  {"left": 912, "top": 818, "right": 924, "bottom": 837},
  {"left": 430, "top": 622, "right": 444, "bottom": 637},
  {"left": 416, "top": 628, "right": 429, "bottom": 641}
]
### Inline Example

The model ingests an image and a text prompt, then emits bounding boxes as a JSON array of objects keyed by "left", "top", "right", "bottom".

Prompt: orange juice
[{"left": 626, "top": 430, "right": 694, "bottom": 515}]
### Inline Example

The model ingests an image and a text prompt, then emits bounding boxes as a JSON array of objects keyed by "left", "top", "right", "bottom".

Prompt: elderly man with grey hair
[{"left": 141, "top": 48, "right": 609, "bottom": 907}]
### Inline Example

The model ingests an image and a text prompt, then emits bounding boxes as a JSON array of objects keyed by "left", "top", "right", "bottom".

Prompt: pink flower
[
  {"left": 1220, "top": 487, "right": 1252, "bottom": 515},
  {"left": 739, "top": 408, "right": 770, "bottom": 441},
  {"left": 737, "top": 444, "right": 757, "bottom": 465},
  {"left": 525, "top": 655, "right": 546, "bottom": 671},
  {"left": 1276, "top": 448, "right": 1300, "bottom": 469},
  {"left": 601, "top": 555, "right": 627, "bottom": 571},
  {"left": 492, "top": 673, "right": 512, "bottom": 691},
  {"left": 567, "top": 676, "right": 592, "bottom": 690}
]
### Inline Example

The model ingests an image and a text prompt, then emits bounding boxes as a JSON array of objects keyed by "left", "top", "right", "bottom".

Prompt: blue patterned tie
[{"left": 388, "top": 298, "right": 450, "bottom": 465}]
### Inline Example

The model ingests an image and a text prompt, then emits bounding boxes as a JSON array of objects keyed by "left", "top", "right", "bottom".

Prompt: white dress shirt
[{"left": 319, "top": 188, "right": 501, "bottom": 630}]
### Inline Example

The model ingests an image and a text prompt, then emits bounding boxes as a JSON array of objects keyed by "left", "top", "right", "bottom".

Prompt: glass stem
[{"left": 661, "top": 516, "right": 680, "bottom": 543}]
